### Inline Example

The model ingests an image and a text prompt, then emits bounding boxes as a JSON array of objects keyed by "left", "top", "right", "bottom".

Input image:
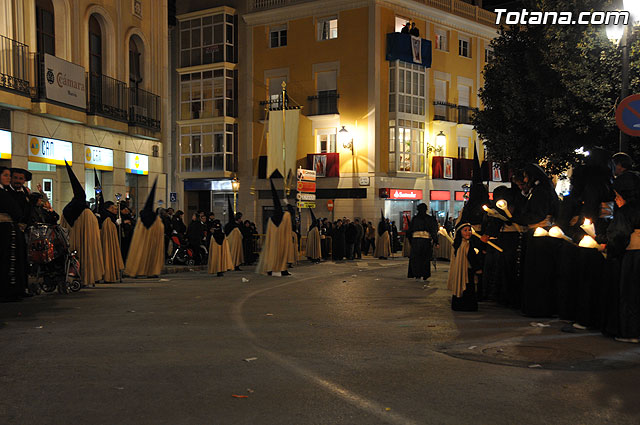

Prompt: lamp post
[
  {"left": 606, "top": 1, "right": 640, "bottom": 153},
  {"left": 231, "top": 177, "right": 239, "bottom": 212},
  {"left": 427, "top": 130, "right": 446, "bottom": 155}
]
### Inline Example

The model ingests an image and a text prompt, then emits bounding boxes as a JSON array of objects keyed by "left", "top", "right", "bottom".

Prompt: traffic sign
[
  {"left": 296, "top": 192, "right": 316, "bottom": 201},
  {"left": 296, "top": 168, "right": 316, "bottom": 182},
  {"left": 327, "top": 200, "right": 334, "bottom": 211},
  {"left": 616, "top": 94, "right": 640, "bottom": 136},
  {"left": 297, "top": 181, "right": 316, "bottom": 192},
  {"left": 169, "top": 192, "right": 177, "bottom": 202},
  {"left": 297, "top": 201, "right": 316, "bottom": 209}
]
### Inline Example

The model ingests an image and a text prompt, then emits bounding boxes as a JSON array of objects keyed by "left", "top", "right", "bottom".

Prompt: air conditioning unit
[{"left": 130, "top": 105, "right": 147, "bottom": 116}]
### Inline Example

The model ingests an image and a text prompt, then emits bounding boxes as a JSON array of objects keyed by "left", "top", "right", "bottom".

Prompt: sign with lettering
[
  {"left": 297, "top": 201, "right": 316, "bottom": 209},
  {"left": 296, "top": 192, "right": 316, "bottom": 201},
  {"left": 44, "top": 54, "right": 87, "bottom": 109},
  {"left": 125, "top": 152, "right": 149, "bottom": 175},
  {"left": 0, "top": 129, "right": 10, "bottom": 159},
  {"left": 84, "top": 146, "right": 114, "bottom": 171},
  {"left": 296, "top": 168, "right": 316, "bottom": 182},
  {"left": 28, "top": 135, "right": 73, "bottom": 165},
  {"left": 297, "top": 181, "right": 316, "bottom": 193},
  {"left": 390, "top": 189, "right": 423, "bottom": 200}
]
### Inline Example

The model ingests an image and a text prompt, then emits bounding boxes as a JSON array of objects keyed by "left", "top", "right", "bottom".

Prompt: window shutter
[
  {"left": 435, "top": 80, "right": 446, "bottom": 102},
  {"left": 316, "top": 71, "right": 337, "bottom": 92},
  {"left": 458, "top": 85, "right": 470, "bottom": 107}
]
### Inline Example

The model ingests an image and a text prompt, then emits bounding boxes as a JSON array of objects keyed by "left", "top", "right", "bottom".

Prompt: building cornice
[
  {"left": 177, "top": 6, "right": 236, "bottom": 21},
  {"left": 243, "top": 0, "right": 371, "bottom": 26},
  {"left": 176, "top": 62, "right": 237, "bottom": 74}
]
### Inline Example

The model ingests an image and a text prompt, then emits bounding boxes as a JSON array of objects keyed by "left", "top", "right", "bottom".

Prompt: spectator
[
  {"left": 409, "top": 22, "right": 420, "bottom": 37},
  {"left": 354, "top": 218, "right": 364, "bottom": 259}
]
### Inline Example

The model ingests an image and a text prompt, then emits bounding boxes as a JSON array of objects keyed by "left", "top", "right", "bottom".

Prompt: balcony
[
  {"left": 0, "top": 35, "right": 30, "bottom": 96},
  {"left": 129, "top": 87, "right": 160, "bottom": 131},
  {"left": 258, "top": 94, "right": 301, "bottom": 121},
  {"left": 88, "top": 74, "right": 128, "bottom": 122},
  {"left": 433, "top": 101, "right": 458, "bottom": 123},
  {"left": 457, "top": 106, "right": 478, "bottom": 126},
  {"left": 306, "top": 91, "right": 339, "bottom": 116}
]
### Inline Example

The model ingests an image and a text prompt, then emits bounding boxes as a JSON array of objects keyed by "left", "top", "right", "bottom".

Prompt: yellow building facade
[
  {"left": 0, "top": 0, "right": 169, "bottom": 215},
  {"left": 240, "top": 0, "right": 499, "bottom": 230}
]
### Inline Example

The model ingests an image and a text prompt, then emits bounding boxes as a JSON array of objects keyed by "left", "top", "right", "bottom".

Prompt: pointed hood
[
  {"left": 224, "top": 196, "right": 238, "bottom": 235},
  {"left": 472, "top": 143, "right": 482, "bottom": 185},
  {"left": 309, "top": 208, "right": 318, "bottom": 230},
  {"left": 63, "top": 161, "right": 89, "bottom": 227},
  {"left": 378, "top": 209, "right": 387, "bottom": 236},
  {"left": 139, "top": 178, "right": 158, "bottom": 229},
  {"left": 270, "top": 178, "right": 283, "bottom": 226}
]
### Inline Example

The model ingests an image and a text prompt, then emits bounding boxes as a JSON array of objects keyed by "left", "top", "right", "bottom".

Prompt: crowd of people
[{"left": 440, "top": 150, "right": 640, "bottom": 345}]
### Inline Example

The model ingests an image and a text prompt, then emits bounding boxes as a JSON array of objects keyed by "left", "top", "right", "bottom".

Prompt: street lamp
[
  {"left": 606, "top": 1, "right": 640, "bottom": 153},
  {"left": 427, "top": 130, "right": 446, "bottom": 155},
  {"left": 231, "top": 177, "right": 239, "bottom": 212},
  {"left": 339, "top": 125, "right": 354, "bottom": 155}
]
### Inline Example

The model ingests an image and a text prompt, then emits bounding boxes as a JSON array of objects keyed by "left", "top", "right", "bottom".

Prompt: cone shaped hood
[
  {"left": 378, "top": 209, "right": 387, "bottom": 236},
  {"left": 269, "top": 179, "right": 283, "bottom": 226},
  {"left": 139, "top": 178, "right": 158, "bottom": 229},
  {"left": 472, "top": 143, "right": 482, "bottom": 185},
  {"left": 224, "top": 196, "right": 238, "bottom": 235},
  {"left": 309, "top": 208, "right": 318, "bottom": 229},
  {"left": 63, "top": 161, "right": 89, "bottom": 227}
]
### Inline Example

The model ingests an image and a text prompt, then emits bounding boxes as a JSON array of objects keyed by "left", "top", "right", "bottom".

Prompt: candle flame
[
  {"left": 584, "top": 218, "right": 592, "bottom": 226},
  {"left": 482, "top": 205, "right": 490, "bottom": 211},
  {"left": 579, "top": 235, "right": 599, "bottom": 249},
  {"left": 533, "top": 227, "right": 549, "bottom": 237},
  {"left": 496, "top": 200, "right": 508, "bottom": 210},
  {"left": 549, "top": 226, "right": 565, "bottom": 239}
]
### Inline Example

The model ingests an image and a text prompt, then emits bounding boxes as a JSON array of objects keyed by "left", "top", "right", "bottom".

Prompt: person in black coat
[
  {"left": 119, "top": 203, "right": 136, "bottom": 262},
  {"left": 344, "top": 219, "right": 357, "bottom": 260},
  {"left": 332, "top": 219, "right": 346, "bottom": 261},
  {"left": 407, "top": 203, "right": 439, "bottom": 281},
  {"left": 172, "top": 210, "right": 187, "bottom": 236},
  {"left": 187, "top": 211, "right": 208, "bottom": 264}
]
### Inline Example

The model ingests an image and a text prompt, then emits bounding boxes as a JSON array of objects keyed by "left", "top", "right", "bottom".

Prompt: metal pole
[
  {"left": 620, "top": 24, "right": 630, "bottom": 153},
  {"left": 233, "top": 190, "right": 237, "bottom": 213},
  {"left": 281, "top": 81, "right": 287, "bottom": 184}
]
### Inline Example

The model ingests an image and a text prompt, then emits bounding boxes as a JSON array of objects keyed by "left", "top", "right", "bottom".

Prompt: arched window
[
  {"left": 89, "top": 15, "right": 102, "bottom": 77},
  {"left": 36, "top": 0, "right": 55, "bottom": 55},
  {"left": 129, "top": 36, "right": 143, "bottom": 90}
]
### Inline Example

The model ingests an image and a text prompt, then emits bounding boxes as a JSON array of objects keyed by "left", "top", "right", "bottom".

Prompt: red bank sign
[{"left": 390, "top": 189, "right": 423, "bottom": 200}]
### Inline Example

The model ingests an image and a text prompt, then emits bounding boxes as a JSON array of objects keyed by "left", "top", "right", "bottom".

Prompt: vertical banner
[
  {"left": 267, "top": 109, "right": 300, "bottom": 179},
  {"left": 411, "top": 36, "right": 422, "bottom": 63},
  {"left": 443, "top": 157, "right": 453, "bottom": 179}
]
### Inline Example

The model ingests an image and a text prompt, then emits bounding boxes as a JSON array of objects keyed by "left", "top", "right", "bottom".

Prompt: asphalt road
[{"left": 1, "top": 257, "right": 639, "bottom": 424}]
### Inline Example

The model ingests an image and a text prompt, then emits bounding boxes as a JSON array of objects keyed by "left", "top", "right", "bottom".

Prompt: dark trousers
[
  {"left": 354, "top": 239, "right": 362, "bottom": 259},
  {"left": 346, "top": 243, "right": 355, "bottom": 260}
]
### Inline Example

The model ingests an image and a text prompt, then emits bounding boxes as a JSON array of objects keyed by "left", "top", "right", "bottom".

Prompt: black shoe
[
  {"left": 267, "top": 271, "right": 272, "bottom": 276},
  {"left": 282, "top": 270, "right": 291, "bottom": 276},
  {"left": 217, "top": 272, "right": 224, "bottom": 277},
  {"left": 234, "top": 266, "right": 241, "bottom": 271}
]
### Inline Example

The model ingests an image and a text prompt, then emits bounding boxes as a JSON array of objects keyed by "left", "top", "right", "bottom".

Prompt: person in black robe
[
  {"left": 345, "top": 219, "right": 357, "bottom": 260},
  {"left": 407, "top": 203, "right": 439, "bottom": 281},
  {"left": 119, "top": 203, "right": 135, "bottom": 262},
  {"left": 0, "top": 166, "right": 29, "bottom": 301},
  {"left": 187, "top": 211, "right": 208, "bottom": 265},
  {"left": 448, "top": 221, "right": 483, "bottom": 312},
  {"left": 602, "top": 171, "right": 640, "bottom": 343},
  {"left": 331, "top": 219, "right": 346, "bottom": 261},
  {"left": 516, "top": 164, "right": 561, "bottom": 317}
]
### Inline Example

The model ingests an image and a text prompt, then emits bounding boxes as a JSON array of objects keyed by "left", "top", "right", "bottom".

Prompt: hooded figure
[
  {"left": 224, "top": 197, "right": 244, "bottom": 270},
  {"left": 447, "top": 220, "right": 483, "bottom": 312},
  {"left": 407, "top": 203, "right": 439, "bottom": 280},
  {"left": 286, "top": 204, "right": 299, "bottom": 265},
  {"left": 256, "top": 179, "right": 293, "bottom": 275},
  {"left": 63, "top": 161, "right": 104, "bottom": 286},
  {"left": 373, "top": 209, "right": 391, "bottom": 259},
  {"left": 99, "top": 199, "right": 124, "bottom": 283},
  {"left": 124, "top": 178, "right": 164, "bottom": 278},
  {"left": 208, "top": 219, "right": 233, "bottom": 276},
  {"left": 306, "top": 208, "right": 322, "bottom": 262}
]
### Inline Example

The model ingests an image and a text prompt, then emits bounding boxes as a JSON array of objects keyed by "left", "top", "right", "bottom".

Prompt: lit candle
[
  {"left": 579, "top": 235, "right": 599, "bottom": 249},
  {"left": 580, "top": 218, "right": 596, "bottom": 238},
  {"left": 533, "top": 227, "right": 549, "bottom": 237},
  {"left": 438, "top": 226, "right": 454, "bottom": 244},
  {"left": 496, "top": 199, "right": 512, "bottom": 218},
  {"left": 471, "top": 227, "right": 503, "bottom": 252}
]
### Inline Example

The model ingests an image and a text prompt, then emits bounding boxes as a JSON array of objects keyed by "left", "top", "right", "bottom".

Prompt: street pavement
[{"left": 1, "top": 256, "right": 639, "bottom": 425}]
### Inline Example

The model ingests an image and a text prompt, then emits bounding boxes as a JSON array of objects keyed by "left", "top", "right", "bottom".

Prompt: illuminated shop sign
[
  {"left": 84, "top": 146, "right": 114, "bottom": 171},
  {"left": 125, "top": 152, "right": 149, "bottom": 175},
  {"left": 0, "top": 130, "right": 11, "bottom": 159},
  {"left": 28, "top": 135, "right": 73, "bottom": 165}
]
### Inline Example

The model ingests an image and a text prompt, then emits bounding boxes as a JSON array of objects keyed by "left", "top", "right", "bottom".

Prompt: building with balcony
[
  {"left": 169, "top": 4, "right": 239, "bottom": 219},
  {"left": 0, "top": 0, "right": 169, "bottom": 215},
  {"left": 238, "top": 0, "right": 503, "bottom": 231}
]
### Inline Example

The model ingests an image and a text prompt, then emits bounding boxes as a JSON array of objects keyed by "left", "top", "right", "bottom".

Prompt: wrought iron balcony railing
[
  {"left": 307, "top": 91, "right": 339, "bottom": 116},
  {"left": 457, "top": 105, "right": 478, "bottom": 125},
  {"left": 0, "top": 35, "right": 30, "bottom": 95},
  {"left": 129, "top": 87, "right": 161, "bottom": 131},
  {"left": 433, "top": 101, "right": 458, "bottom": 122},
  {"left": 88, "top": 73, "right": 128, "bottom": 122}
]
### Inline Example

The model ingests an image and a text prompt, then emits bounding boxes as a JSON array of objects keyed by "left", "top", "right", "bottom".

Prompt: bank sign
[
  {"left": 125, "top": 152, "right": 149, "bottom": 175},
  {"left": 0, "top": 129, "right": 10, "bottom": 159},
  {"left": 44, "top": 53, "right": 87, "bottom": 109},
  {"left": 28, "top": 136, "right": 73, "bottom": 165},
  {"left": 84, "top": 146, "right": 114, "bottom": 171}
]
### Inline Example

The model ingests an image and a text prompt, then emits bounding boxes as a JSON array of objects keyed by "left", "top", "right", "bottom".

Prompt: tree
[{"left": 475, "top": 0, "right": 640, "bottom": 174}]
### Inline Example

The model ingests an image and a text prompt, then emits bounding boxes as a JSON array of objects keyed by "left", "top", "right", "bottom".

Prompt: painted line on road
[{"left": 230, "top": 267, "right": 424, "bottom": 425}]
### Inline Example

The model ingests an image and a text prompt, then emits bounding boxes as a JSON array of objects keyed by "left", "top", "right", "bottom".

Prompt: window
[
  {"left": 268, "top": 75, "right": 287, "bottom": 109},
  {"left": 395, "top": 16, "right": 410, "bottom": 33},
  {"left": 389, "top": 61, "right": 425, "bottom": 116},
  {"left": 270, "top": 25, "right": 287, "bottom": 48},
  {"left": 457, "top": 137, "right": 469, "bottom": 159},
  {"left": 36, "top": 0, "right": 55, "bottom": 55},
  {"left": 434, "top": 79, "right": 447, "bottom": 119},
  {"left": 458, "top": 84, "right": 470, "bottom": 107},
  {"left": 180, "top": 123, "right": 236, "bottom": 172},
  {"left": 317, "top": 129, "right": 336, "bottom": 153},
  {"left": 179, "top": 13, "right": 235, "bottom": 67},
  {"left": 459, "top": 36, "right": 471, "bottom": 58},
  {"left": 434, "top": 28, "right": 448, "bottom": 52},
  {"left": 485, "top": 47, "right": 493, "bottom": 63},
  {"left": 180, "top": 69, "right": 235, "bottom": 120},
  {"left": 389, "top": 119, "right": 425, "bottom": 173},
  {"left": 315, "top": 70, "right": 338, "bottom": 114},
  {"left": 318, "top": 18, "right": 338, "bottom": 40}
]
